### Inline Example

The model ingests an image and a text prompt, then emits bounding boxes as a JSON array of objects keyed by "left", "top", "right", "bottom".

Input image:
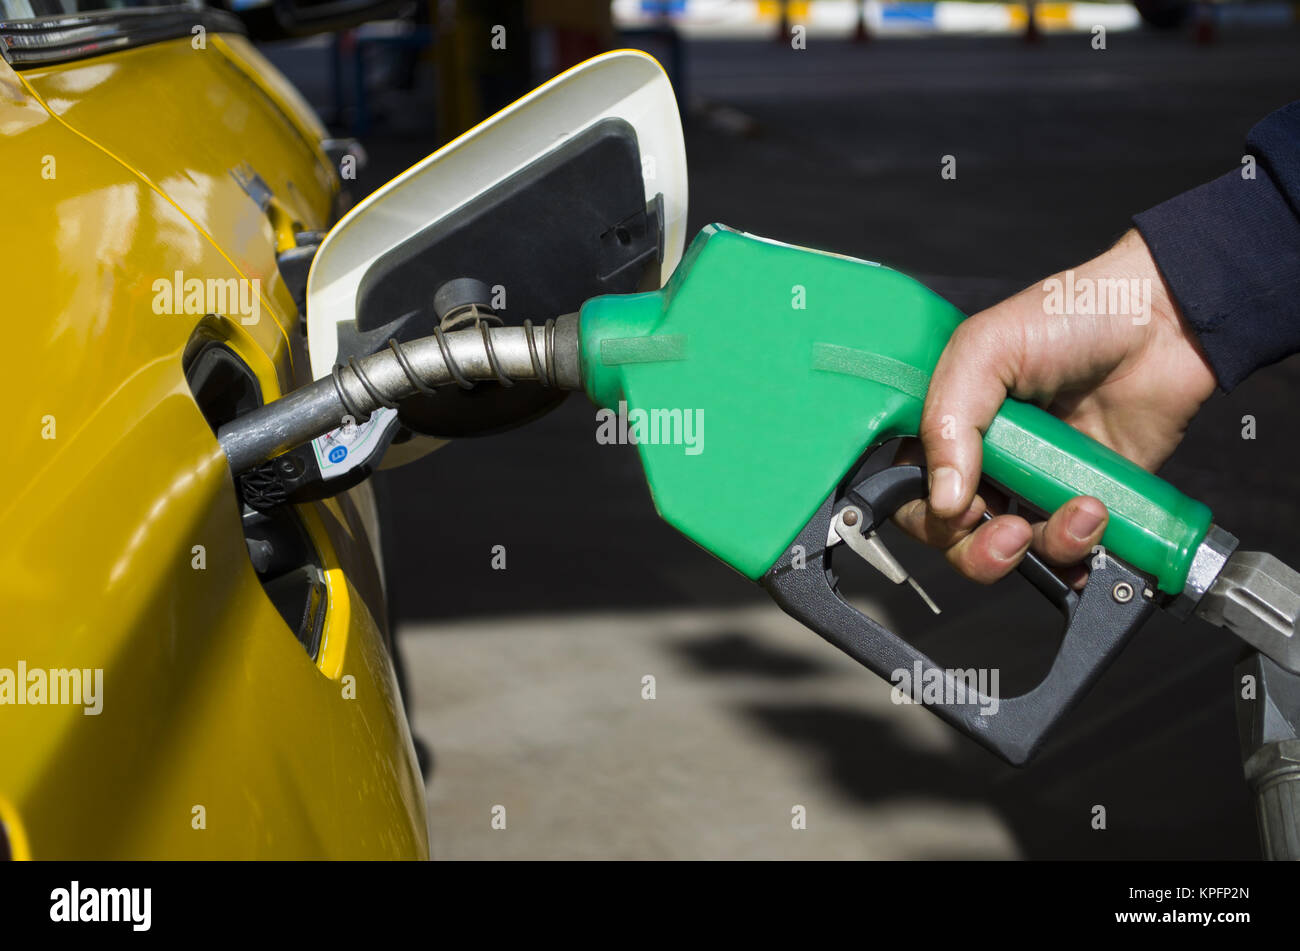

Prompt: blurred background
[{"left": 253, "top": 0, "right": 1299, "bottom": 858}]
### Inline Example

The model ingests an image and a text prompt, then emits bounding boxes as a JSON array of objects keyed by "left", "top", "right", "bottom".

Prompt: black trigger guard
[{"left": 762, "top": 464, "right": 1156, "bottom": 766}]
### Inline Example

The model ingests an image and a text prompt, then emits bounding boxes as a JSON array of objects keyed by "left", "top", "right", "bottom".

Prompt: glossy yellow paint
[
  {"left": 0, "top": 36, "right": 428, "bottom": 858},
  {"left": 19, "top": 37, "right": 339, "bottom": 363}
]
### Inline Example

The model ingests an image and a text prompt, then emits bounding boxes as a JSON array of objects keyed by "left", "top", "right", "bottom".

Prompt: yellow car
[{"left": 0, "top": 0, "right": 428, "bottom": 859}]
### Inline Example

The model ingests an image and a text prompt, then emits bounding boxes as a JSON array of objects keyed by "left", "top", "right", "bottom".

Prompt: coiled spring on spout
[{"left": 328, "top": 317, "right": 560, "bottom": 422}]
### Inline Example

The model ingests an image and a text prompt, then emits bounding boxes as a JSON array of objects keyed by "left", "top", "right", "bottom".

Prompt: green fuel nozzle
[
  {"left": 573, "top": 224, "right": 1273, "bottom": 764},
  {"left": 577, "top": 223, "right": 1212, "bottom": 595}
]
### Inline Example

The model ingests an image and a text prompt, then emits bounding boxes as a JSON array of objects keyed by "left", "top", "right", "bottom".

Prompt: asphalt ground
[{"left": 267, "top": 25, "right": 1300, "bottom": 858}]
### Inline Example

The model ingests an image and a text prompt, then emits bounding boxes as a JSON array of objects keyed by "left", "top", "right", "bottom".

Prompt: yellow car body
[{"left": 0, "top": 25, "right": 427, "bottom": 858}]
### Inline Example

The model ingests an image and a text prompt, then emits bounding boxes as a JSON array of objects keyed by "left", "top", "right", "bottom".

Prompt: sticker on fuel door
[{"left": 311, "top": 408, "right": 400, "bottom": 480}]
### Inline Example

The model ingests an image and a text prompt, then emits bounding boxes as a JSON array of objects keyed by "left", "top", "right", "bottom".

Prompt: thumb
[{"left": 919, "top": 318, "right": 1023, "bottom": 518}]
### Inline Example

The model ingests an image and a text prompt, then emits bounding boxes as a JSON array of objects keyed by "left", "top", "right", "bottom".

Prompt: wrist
[
  {"left": 1104, "top": 229, "right": 1176, "bottom": 326},
  {"left": 1109, "top": 229, "right": 1218, "bottom": 402}
]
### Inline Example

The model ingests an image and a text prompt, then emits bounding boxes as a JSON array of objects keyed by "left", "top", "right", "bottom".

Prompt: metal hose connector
[{"left": 217, "top": 313, "right": 582, "bottom": 475}]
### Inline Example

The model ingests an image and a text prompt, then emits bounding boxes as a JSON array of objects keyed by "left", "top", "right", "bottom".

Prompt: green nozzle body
[{"left": 579, "top": 224, "right": 1211, "bottom": 595}]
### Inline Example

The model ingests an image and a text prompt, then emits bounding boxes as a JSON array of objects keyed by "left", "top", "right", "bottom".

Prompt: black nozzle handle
[{"left": 763, "top": 465, "right": 1157, "bottom": 766}]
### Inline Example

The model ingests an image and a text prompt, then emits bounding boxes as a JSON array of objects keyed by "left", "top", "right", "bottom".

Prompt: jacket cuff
[{"left": 1133, "top": 164, "right": 1300, "bottom": 391}]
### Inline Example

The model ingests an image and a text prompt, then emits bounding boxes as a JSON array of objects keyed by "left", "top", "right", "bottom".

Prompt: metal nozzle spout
[{"left": 217, "top": 314, "right": 582, "bottom": 475}]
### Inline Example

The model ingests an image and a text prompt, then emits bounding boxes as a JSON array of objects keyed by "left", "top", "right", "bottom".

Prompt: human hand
[{"left": 894, "top": 229, "right": 1217, "bottom": 586}]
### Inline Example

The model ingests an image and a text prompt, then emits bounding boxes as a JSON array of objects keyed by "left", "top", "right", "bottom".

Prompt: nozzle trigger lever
[{"left": 830, "top": 505, "right": 941, "bottom": 614}]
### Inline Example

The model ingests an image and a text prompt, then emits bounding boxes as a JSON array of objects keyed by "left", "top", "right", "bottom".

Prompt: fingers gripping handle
[
  {"left": 761, "top": 467, "right": 1156, "bottom": 765},
  {"left": 980, "top": 399, "right": 1212, "bottom": 597}
]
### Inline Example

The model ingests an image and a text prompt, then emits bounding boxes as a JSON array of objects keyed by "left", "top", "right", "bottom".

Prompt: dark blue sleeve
[{"left": 1133, "top": 101, "right": 1300, "bottom": 391}]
